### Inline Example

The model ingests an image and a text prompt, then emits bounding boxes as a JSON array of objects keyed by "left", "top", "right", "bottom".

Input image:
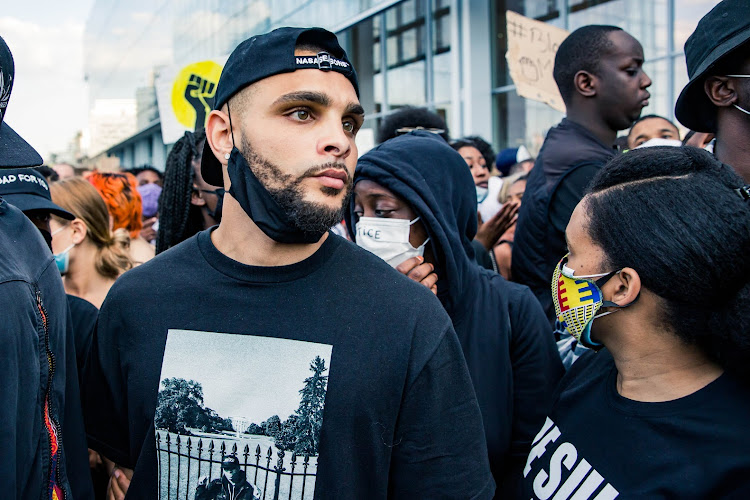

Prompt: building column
[{"left": 459, "top": 0, "right": 493, "bottom": 139}]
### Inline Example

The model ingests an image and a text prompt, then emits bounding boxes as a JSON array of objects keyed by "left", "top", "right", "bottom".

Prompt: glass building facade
[{"left": 85, "top": 0, "right": 720, "bottom": 167}]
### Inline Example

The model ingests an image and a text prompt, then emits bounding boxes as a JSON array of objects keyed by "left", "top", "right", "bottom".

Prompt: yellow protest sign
[
  {"left": 505, "top": 11, "right": 569, "bottom": 113},
  {"left": 170, "top": 61, "right": 223, "bottom": 131}
]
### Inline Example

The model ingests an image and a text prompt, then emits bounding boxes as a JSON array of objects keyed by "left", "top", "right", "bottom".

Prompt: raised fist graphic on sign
[
  {"left": 184, "top": 74, "right": 217, "bottom": 131},
  {"left": 169, "top": 61, "right": 223, "bottom": 135}
]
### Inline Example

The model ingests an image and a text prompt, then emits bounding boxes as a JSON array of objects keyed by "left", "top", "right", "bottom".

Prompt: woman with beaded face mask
[{"left": 523, "top": 146, "right": 750, "bottom": 499}]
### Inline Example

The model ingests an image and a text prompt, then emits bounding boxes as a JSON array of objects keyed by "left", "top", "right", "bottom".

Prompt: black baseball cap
[
  {"left": 221, "top": 454, "right": 240, "bottom": 470},
  {"left": 0, "top": 168, "right": 74, "bottom": 219},
  {"left": 0, "top": 36, "right": 43, "bottom": 168},
  {"left": 200, "top": 27, "right": 359, "bottom": 186},
  {"left": 674, "top": 0, "right": 750, "bottom": 132}
]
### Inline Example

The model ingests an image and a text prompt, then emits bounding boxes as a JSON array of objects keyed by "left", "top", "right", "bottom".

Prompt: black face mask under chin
[{"left": 226, "top": 147, "right": 328, "bottom": 244}]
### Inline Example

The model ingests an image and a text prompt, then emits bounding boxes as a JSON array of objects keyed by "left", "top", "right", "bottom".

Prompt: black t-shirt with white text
[
  {"left": 83, "top": 230, "right": 494, "bottom": 499},
  {"left": 522, "top": 349, "right": 750, "bottom": 499}
]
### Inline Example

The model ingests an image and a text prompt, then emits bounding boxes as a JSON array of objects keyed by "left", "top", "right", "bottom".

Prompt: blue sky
[{"left": 2, "top": 0, "right": 93, "bottom": 161}]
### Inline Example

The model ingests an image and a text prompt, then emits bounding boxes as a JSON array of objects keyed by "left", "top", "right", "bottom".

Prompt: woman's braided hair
[{"left": 156, "top": 129, "right": 206, "bottom": 254}]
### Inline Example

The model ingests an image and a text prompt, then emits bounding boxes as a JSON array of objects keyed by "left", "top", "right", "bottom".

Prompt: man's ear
[
  {"left": 704, "top": 76, "right": 737, "bottom": 108},
  {"left": 574, "top": 70, "right": 597, "bottom": 98},
  {"left": 206, "top": 108, "right": 234, "bottom": 167},
  {"left": 190, "top": 185, "right": 207, "bottom": 207},
  {"left": 70, "top": 218, "right": 88, "bottom": 244},
  {"left": 607, "top": 267, "right": 641, "bottom": 307}
]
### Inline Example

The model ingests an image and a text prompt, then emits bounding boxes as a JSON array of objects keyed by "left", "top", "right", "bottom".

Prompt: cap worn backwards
[
  {"left": 0, "top": 168, "right": 74, "bottom": 219},
  {"left": 201, "top": 27, "right": 359, "bottom": 186},
  {"left": 0, "top": 36, "right": 44, "bottom": 169},
  {"left": 674, "top": 0, "right": 750, "bottom": 132}
]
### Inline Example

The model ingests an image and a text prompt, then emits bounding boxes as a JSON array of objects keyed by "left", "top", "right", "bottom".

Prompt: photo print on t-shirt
[{"left": 155, "top": 329, "right": 333, "bottom": 500}]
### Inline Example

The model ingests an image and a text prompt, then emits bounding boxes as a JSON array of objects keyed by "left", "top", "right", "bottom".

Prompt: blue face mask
[
  {"left": 476, "top": 185, "right": 489, "bottom": 204},
  {"left": 53, "top": 244, "right": 74, "bottom": 275}
]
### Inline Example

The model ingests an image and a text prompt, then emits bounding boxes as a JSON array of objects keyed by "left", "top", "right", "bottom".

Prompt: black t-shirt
[
  {"left": 522, "top": 349, "right": 750, "bottom": 499},
  {"left": 83, "top": 230, "right": 494, "bottom": 499},
  {"left": 548, "top": 163, "right": 601, "bottom": 235},
  {"left": 67, "top": 294, "right": 98, "bottom": 378}
]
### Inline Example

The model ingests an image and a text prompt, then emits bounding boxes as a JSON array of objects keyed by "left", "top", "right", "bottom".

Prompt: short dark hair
[
  {"left": 377, "top": 106, "right": 449, "bottom": 143},
  {"left": 584, "top": 146, "right": 750, "bottom": 382},
  {"left": 449, "top": 139, "right": 477, "bottom": 153},
  {"left": 129, "top": 164, "right": 163, "bottom": 181},
  {"left": 553, "top": 25, "right": 623, "bottom": 105},
  {"left": 627, "top": 114, "right": 679, "bottom": 139}
]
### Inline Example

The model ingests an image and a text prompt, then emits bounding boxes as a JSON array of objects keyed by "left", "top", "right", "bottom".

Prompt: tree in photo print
[
  {"left": 292, "top": 356, "right": 328, "bottom": 455},
  {"left": 155, "top": 378, "right": 234, "bottom": 434},
  {"left": 246, "top": 356, "right": 329, "bottom": 456}
]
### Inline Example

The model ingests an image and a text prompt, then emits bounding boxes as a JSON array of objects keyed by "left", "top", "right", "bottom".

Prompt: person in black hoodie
[
  {"left": 346, "top": 131, "right": 564, "bottom": 495},
  {"left": 0, "top": 36, "right": 94, "bottom": 499}
]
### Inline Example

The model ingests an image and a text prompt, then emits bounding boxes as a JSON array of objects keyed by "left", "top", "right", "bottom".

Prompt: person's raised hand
[
  {"left": 475, "top": 201, "right": 520, "bottom": 251},
  {"left": 140, "top": 216, "right": 157, "bottom": 243},
  {"left": 395, "top": 255, "right": 438, "bottom": 295}
]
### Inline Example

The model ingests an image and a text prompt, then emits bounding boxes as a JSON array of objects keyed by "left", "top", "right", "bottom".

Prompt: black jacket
[
  {"left": 195, "top": 470, "right": 259, "bottom": 500},
  {"left": 346, "top": 131, "right": 564, "bottom": 494},
  {"left": 512, "top": 118, "right": 616, "bottom": 320},
  {"left": 0, "top": 198, "right": 93, "bottom": 499}
]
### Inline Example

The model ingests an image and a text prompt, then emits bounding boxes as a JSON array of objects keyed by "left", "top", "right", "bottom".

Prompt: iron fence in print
[{"left": 156, "top": 431, "right": 317, "bottom": 500}]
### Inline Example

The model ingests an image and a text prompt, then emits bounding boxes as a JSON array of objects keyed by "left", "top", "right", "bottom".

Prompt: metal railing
[{"left": 155, "top": 431, "right": 316, "bottom": 500}]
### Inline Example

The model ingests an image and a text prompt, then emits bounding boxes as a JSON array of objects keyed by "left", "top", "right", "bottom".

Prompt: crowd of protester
[{"left": 1, "top": 0, "right": 750, "bottom": 498}]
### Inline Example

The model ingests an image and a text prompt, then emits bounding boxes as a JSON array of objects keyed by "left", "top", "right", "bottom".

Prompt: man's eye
[
  {"left": 292, "top": 110, "right": 310, "bottom": 120},
  {"left": 343, "top": 120, "right": 355, "bottom": 133}
]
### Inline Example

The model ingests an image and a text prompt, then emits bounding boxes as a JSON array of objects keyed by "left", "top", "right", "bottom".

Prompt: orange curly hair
[{"left": 88, "top": 171, "right": 143, "bottom": 238}]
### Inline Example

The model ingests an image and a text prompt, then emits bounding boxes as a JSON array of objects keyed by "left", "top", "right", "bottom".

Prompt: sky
[{"left": 1, "top": 0, "right": 93, "bottom": 162}]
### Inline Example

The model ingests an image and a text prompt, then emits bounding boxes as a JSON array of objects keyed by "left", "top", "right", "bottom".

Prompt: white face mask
[
  {"left": 634, "top": 138, "right": 683, "bottom": 149},
  {"left": 355, "top": 216, "right": 430, "bottom": 268}
]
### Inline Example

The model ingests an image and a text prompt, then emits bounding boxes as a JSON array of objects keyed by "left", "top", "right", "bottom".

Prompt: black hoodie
[{"left": 346, "top": 131, "right": 564, "bottom": 494}]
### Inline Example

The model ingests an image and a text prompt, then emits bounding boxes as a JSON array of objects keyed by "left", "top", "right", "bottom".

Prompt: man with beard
[
  {"left": 83, "top": 27, "right": 494, "bottom": 499},
  {"left": 512, "top": 25, "right": 652, "bottom": 322}
]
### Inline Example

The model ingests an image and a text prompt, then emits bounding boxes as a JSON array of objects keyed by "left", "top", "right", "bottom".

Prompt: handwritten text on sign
[{"left": 505, "top": 11, "right": 569, "bottom": 113}]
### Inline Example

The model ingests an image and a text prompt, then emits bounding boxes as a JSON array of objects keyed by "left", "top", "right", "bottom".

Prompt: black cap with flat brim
[
  {"left": 200, "top": 27, "right": 359, "bottom": 187},
  {"left": 0, "top": 168, "right": 74, "bottom": 219},
  {"left": 0, "top": 36, "right": 43, "bottom": 168},
  {"left": 674, "top": 0, "right": 750, "bottom": 133}
]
